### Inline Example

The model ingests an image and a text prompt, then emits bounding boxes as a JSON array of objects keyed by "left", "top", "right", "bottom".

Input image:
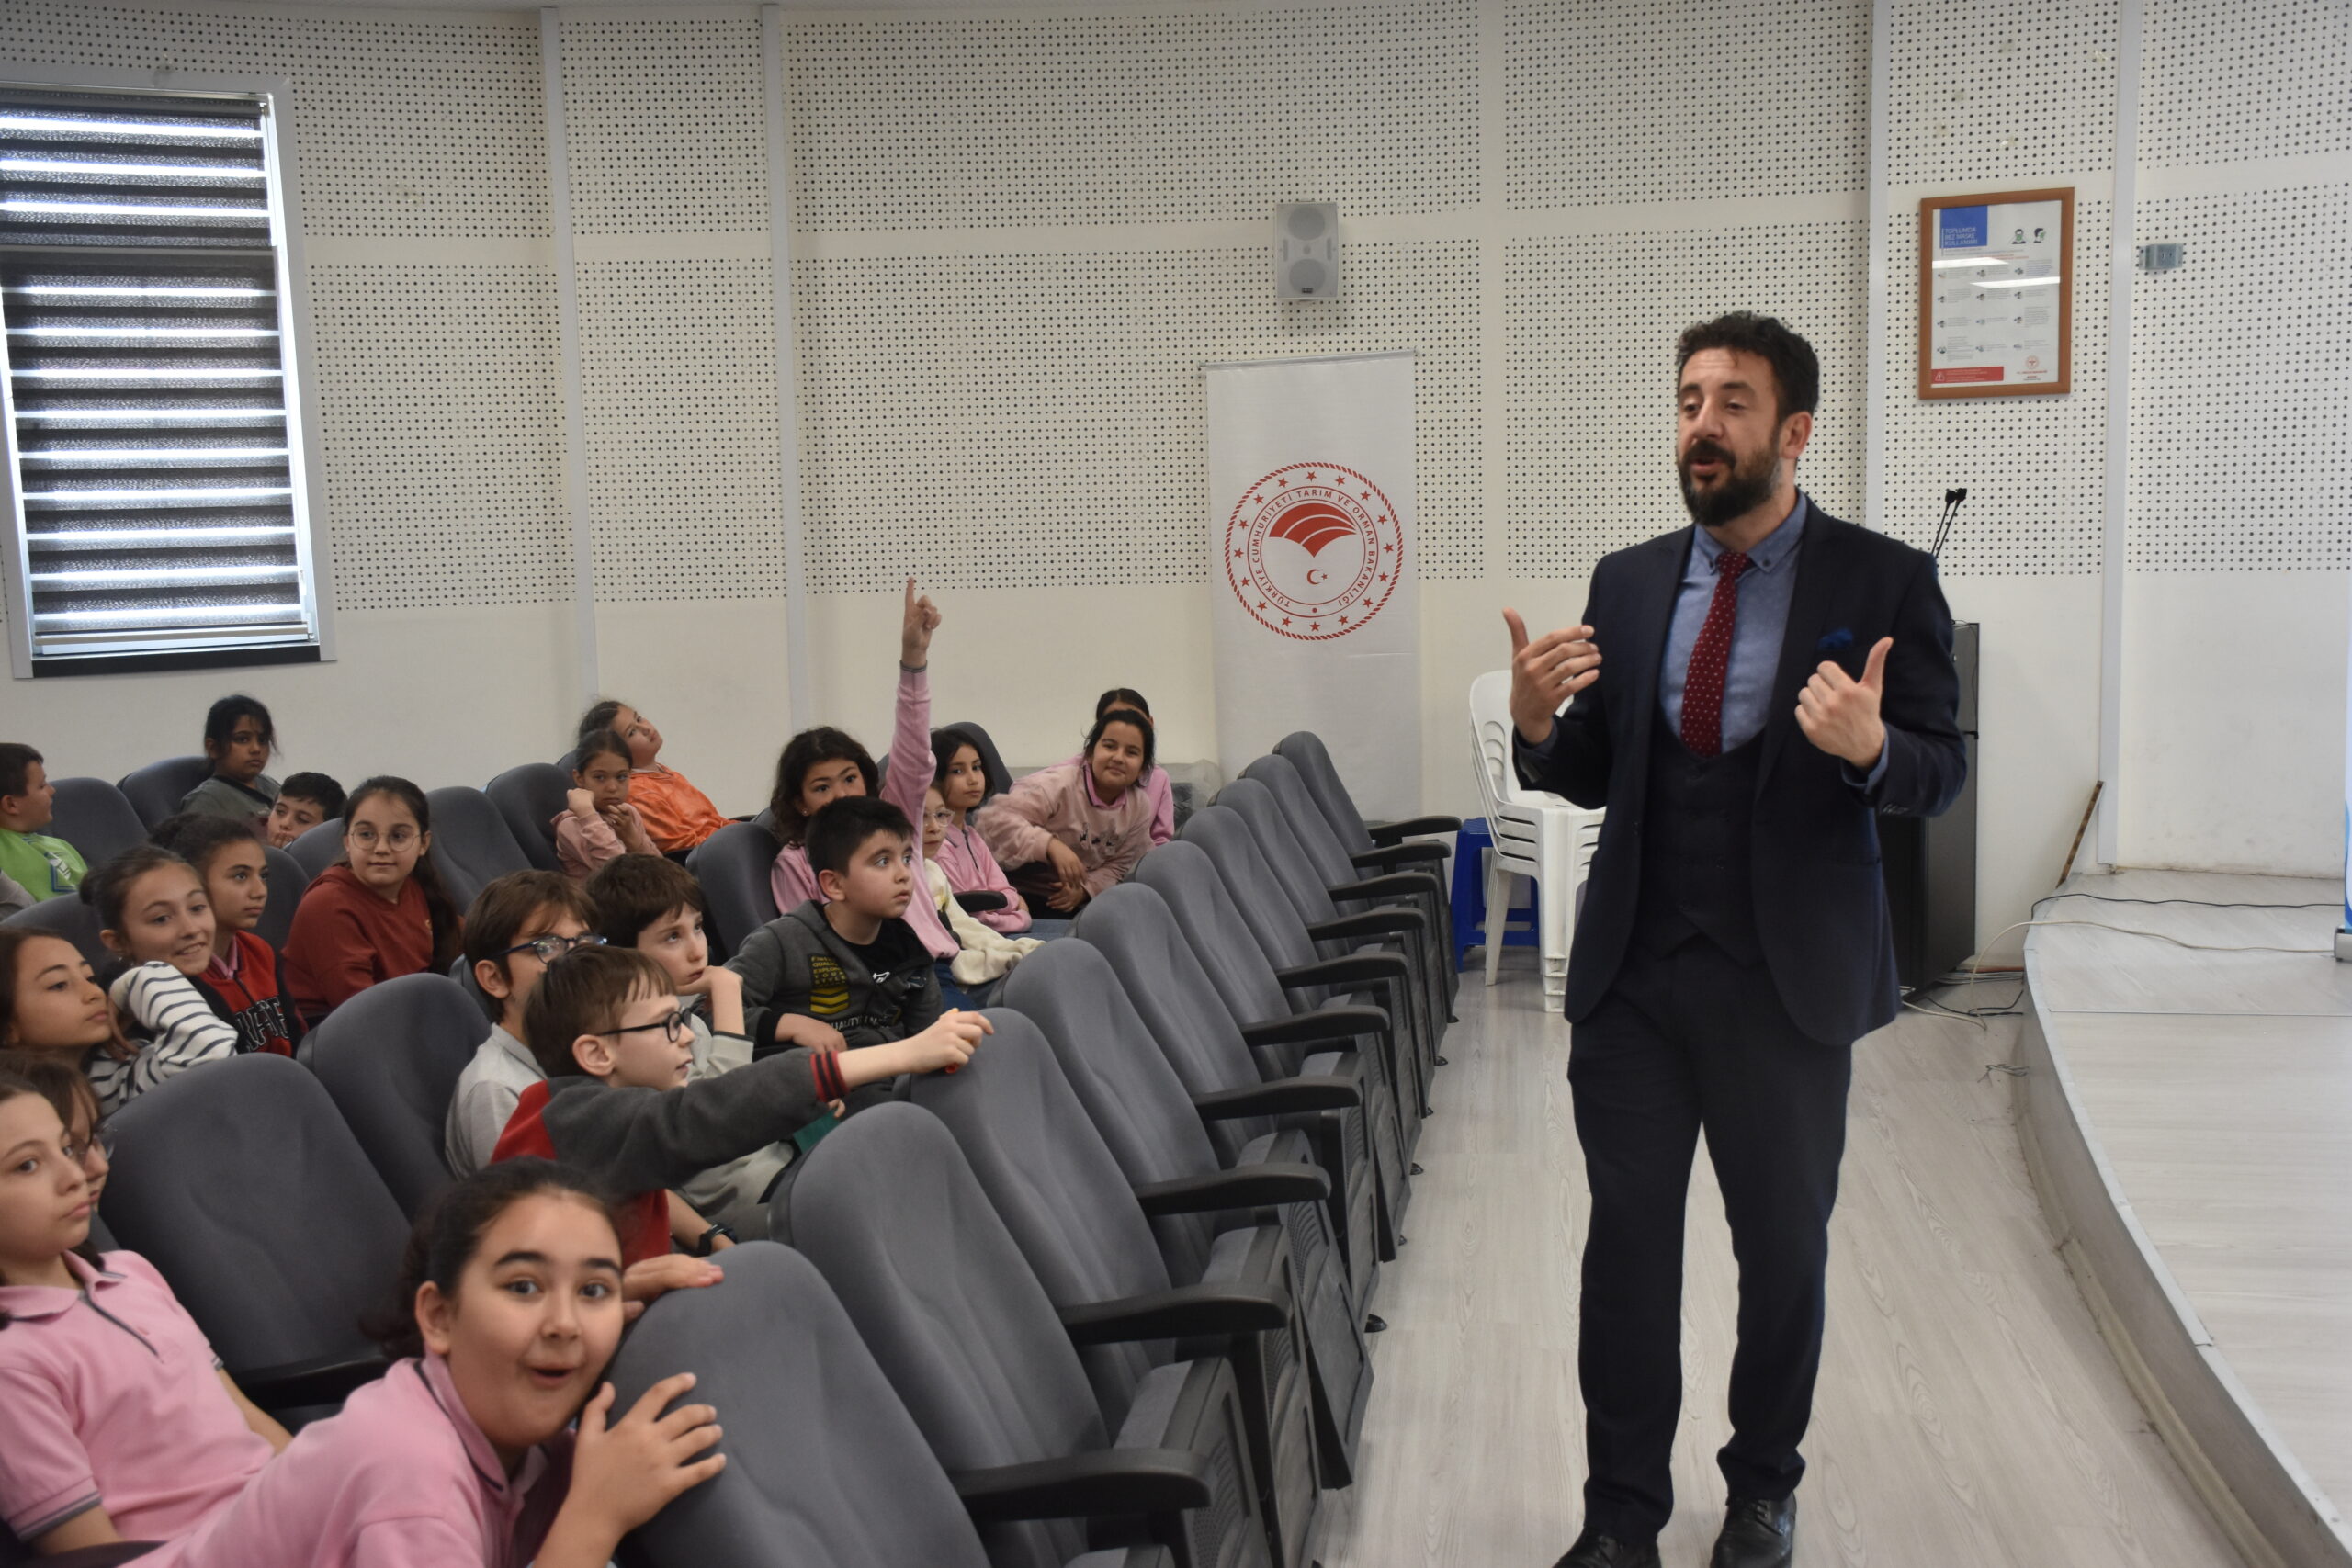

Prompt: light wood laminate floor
[
  {"left": 1313, "top": 949, "right": 2244, "bottom": 1568},
  {"left": 2030, "top": 868, "right": 2352, "bottom": 1541}
]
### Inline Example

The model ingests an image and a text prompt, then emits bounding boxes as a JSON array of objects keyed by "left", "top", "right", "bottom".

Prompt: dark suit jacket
[{"left": 1519, "top": 502, "right": 1966, "bottom": 1045}]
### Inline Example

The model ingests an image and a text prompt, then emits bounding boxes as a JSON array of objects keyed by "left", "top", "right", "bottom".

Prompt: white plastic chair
[{"left": 1468, "top": 671, "right": 1605, "bottom": 1006}]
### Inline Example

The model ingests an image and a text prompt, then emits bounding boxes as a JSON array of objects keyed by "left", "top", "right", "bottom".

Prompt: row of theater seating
[
  {"left": 10, "top": 717, "right": 1031, "bottom": 968},
  {"left": 24, "top": 732, "right": 1463, "bottom": 1568}
]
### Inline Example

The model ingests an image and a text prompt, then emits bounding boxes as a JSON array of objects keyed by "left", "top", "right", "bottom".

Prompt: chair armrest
[
  {"left": 952, "top": 1450, "right": 1213, "bottom": 1524},
  {"left": 1303, "top": 908, "right": 1423, "bottom": 943},
  {"left": 236, "top": 1351, "right": 392, "bottom": 1411},
  {"left": 1350, "top": 840, "right": 1449, "bottom": 871},
  {"left": 1274, "top": 953, "right": 1411, "bottom": 991},
  {"left": 1131, "top": 1162, "right": 1330, "bottom": 1215},
  {"left": 1057, "top": 1281, "right": 1289, "bottom": 1346},
  {"left": 1192, "top": 1075, "right": 1359, "bottom": 1120},
  {"left": 1238, "top": 1004, "right": 1389, "bottom": 1049},
  {"left": 1329, "top": 873, "right": 1439, "bottom": 906},
  {"left": 1366, "top": 814, "right": 1461, "bottom": 845}
]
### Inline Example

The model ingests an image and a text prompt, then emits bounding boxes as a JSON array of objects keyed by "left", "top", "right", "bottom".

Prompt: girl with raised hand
[
  {"left": 146, "top": 1158, "right": 725, "bottom": 1567},
  {"left": 282, "top": 776, "right": 464, "bottom": 1021},
  {"left": 177, "top": 695, "right": 282, "bottom": 826},
  {"left": 0, "top": 1066, "right": 288, "bottom": 1556},
  {"left": 763, "top": 579, "right": 959, "bottom": 972},
  {"left": 977, "top": 705, "right": 1157, "bottom": 917}
]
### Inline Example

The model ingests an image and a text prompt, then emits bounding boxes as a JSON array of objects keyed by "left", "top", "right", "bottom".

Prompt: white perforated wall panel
[
  {"left": 0, "top": 1, "right": 548, "bottom": 238},
  {"left": 560, "top": 16, "right": 769, "bottom": 236},
  {"left": 2127, "top": 184, "right": 2352, "bottom": 570},
  {"left": 793, "top": 238, "right": 1481, "bottom": 592},
  {"left": 1884, "top": 0, "right": 2119, "bottom": 185},
  {"left": 784, "top": 3, "right": 1479, "bottom": 231},
  {"left": 1503, "top": 0, "right": 1871, "bottom": 209},
  {"left": 306, "top": 266, "right": 568, "bottom": 609},
  {"left": 576, "top": 259, "right": 788, "bottom": 601},
  {"left": 2141, "top": 0, "right": 2352, "bottom": 166},
  {"left": 1502, "top": 220, "right": 1866, "bottom": 581},
  {"left": 1876, "top": 203, "right": 2110, "bottom": 575}
]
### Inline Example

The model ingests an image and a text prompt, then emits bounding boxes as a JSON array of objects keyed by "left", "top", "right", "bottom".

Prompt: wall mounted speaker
[{"left": 1274, "top": 201, "right": 1340, "bottom": 299}]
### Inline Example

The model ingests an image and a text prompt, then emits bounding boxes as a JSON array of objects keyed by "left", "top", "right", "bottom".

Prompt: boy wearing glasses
[
  {"left": 493, "top": 944, "right": 987, "bottom": 1262},
  {"left": 444, "top": 873, "right": 606, "bottom": 1174}
]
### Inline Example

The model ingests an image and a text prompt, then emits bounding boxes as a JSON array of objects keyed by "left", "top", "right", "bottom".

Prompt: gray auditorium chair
[
  {"left": 606, "top": 1243, "right": 1176, "bottom": 1568},
  {"left": 910, "top": 1012, "right": 1319, "bottom": 1565},
  {"left": 287, "top": 817, "right": 345, "bottom": 881},
  {"left": 1138, "top": 827, "right": 1411, "bottom": 1184},
  {"left": 2, "top": 894, "right": 109, "bottom": 970},
  {"left": 255, "top": 844, "right": 308, "bottom": 953},
  {"left": 687, "top": 819, "right": 782, "bottom": 960},
  {"left": 1180, "top": 802, "right": 1435, "bottom": 1138},
  {"left": 423, "top": 785, "right": 532, "bottom": 910},
  {"left": 940, "top": 718, "right": 1016, "bottom": 798},
  {"left": 117, "top": 755, "right": 213, "bottom": 829},
  {"left": 1213, "top": 779, "right": 1448, "bottom": 1085},
  {"left": 484, "top": 762, "right": 569, "bottom": 873},
  {"left": 45, "top": 777, "right": 147, "bottom": 872},
  {"left": 1121, "top": 843, "right": 1408, "bottom": 1271},
  {"left": 773, "top": 1104, "right": 1273, "bottom": 1568},
  {"left": 1076, "top": 884, "right": 1385, "bottom": 1354},
  {"left": 305, "top": 972, "right": 490, "bottom": 1216},
  {"left": 1001, "top": 941, "right": 1373, "bottom": 1491},
  {"left": 99, "top": 1052, "right": 403, "bottom": 1418},
  {"left": 1272, "top": 728, "right": 1462, "bottom": 861},
  {"left": 1240, "top": 752, "right": 1456, "bottom": 1014}
]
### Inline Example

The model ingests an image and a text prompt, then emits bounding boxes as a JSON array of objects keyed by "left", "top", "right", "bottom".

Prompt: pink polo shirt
[
  {"left": 147, "top": 1353, "right": 569, "bottom": 1568},
  {"left": 0, "top": 1249, "right": 272, "bottom": 1546}
]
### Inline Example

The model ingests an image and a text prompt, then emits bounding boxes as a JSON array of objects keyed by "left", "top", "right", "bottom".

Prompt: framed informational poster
[{"left": 1918, "top": 186, "right": 2073, "bottom": 399}]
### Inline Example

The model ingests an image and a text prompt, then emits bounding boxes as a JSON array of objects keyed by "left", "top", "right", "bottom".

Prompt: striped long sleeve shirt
[{"left": 86, "top": 963, "right": 241, "bottom": 1118}]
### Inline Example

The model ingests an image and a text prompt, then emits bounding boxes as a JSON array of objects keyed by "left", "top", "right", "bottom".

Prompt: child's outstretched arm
[{"left": 881, "top": 577, "right": 940, "bottom": 825}]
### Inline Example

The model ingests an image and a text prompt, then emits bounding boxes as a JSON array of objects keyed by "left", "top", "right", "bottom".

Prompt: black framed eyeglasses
[
  {"left": 604, "top": 1007, "right": 693, "bottom": 1046},
  {"left": 492, "top": 932, "right": 606, "bottom": 964}
]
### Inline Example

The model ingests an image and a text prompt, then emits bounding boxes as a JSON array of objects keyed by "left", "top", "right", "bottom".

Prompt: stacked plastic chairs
[{"left": 1466, "top": 671, "right": 1604, "bottom": 1006}]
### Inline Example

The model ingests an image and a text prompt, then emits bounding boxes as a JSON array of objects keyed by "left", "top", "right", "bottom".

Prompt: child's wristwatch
[{"left": 693, "top": 1224, "right": 736, "bottom": 1257}]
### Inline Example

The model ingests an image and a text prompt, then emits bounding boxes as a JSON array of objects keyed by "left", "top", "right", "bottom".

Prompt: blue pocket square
[{"left": 1816, "top": 627, "right": 1854, "bottom": 653}]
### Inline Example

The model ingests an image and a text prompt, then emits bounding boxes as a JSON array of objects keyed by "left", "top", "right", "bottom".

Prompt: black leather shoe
[
  {"left": 1710, "top": 1494, "right": 1795, "bottom": 1568},
  {"left": 1551, "top": 1526, "right": 1661, "bottom": 1568}
]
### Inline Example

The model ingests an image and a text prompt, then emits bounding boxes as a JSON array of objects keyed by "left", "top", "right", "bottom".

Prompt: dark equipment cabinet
[{"left": 1880, "top": 621, "right": 1978, "bottom": 993}]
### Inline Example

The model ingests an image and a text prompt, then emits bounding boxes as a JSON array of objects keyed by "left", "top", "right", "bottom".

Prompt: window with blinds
[{"left": 0, "top": 84, "right": 324, "bottom": 675}]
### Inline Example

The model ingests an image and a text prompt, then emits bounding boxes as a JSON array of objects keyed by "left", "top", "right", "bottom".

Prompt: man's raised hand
[
  {"left": 1794, "top": 635, "right": 1893, "bottom": 769},
  {"left": 1502, "top": 609, "right": 1602, "bottom": 745}
]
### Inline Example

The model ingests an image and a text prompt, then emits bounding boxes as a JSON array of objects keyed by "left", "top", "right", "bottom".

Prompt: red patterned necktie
[{"left": 1679, "top": 550, "right": 1751, "bottom": 759}]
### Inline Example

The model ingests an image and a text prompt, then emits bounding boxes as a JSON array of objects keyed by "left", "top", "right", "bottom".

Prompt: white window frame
[{"left": 0, "top": 64, "right": 334, "bottom": 679}]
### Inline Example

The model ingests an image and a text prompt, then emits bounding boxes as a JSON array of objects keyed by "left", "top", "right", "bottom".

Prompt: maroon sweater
[{"left": 282, "top": 863, "right": 439, "bottom": 1020}]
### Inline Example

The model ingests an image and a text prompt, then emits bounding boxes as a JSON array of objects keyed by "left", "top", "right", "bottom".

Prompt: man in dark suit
[{"left": 1503, "top": 313, "right": 1966, "bottom": 1568}]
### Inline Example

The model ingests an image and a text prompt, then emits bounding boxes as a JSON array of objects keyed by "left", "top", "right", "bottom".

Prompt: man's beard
[{"left": 1678, "top": 438, "right": 1779, "bottom": 528}]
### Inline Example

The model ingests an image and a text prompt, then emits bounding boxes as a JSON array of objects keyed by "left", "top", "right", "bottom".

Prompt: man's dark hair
[
  {"left": 587, "top": 853, "right": 707, "bottom": 947},
  {"left": 805, "top": 795, "right": 911, "bottom": 882},
  {"left": 278, "top": 771, "right": 345, "bottom": 818},
  {"left": 0, "top": 744, "right": 43, "bottom": 801},
  {"left": 1674, "top": 312, "right": 1819, "bottom": 423}
]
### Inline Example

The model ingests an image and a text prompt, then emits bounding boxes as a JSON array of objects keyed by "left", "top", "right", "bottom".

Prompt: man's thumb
[
  {"left": 1862, "top": 637, "right": 1893, "bottom": 690},
  {"left": 1503, "top": 607, "right": 1529, "bottom": 653}
]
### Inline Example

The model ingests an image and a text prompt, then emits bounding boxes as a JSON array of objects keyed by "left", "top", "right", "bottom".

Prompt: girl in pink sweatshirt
[
  {"left": 977, "top": 705, "right": 1156, "bottom": 915},
  {"left": 553, "top": 728, "right": 658, "bottom": 883},
  {"left": 928, "top": 725, "right": 1034, "bottom": 933},
  {"left": 763, "top": 580, "right": 957, "bottom": 964}
]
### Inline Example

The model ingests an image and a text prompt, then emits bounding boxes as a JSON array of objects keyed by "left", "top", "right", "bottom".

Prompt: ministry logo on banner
[
  {"left": 1205, "top": 351, "right": 1420, "bottom": 820},
  {"left": 1223, "top": 462, "right": 1406, "bottom": 641}
]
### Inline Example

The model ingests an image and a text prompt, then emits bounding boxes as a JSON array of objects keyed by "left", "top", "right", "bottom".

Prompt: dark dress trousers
[{"left": 1516, "top": 503, "right": 1965, "bottom": 1544}]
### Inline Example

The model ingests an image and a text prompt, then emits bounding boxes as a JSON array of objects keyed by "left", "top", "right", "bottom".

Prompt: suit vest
[{"left": 1631, "top": 722, "right": 1764, "bottom": 964}]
